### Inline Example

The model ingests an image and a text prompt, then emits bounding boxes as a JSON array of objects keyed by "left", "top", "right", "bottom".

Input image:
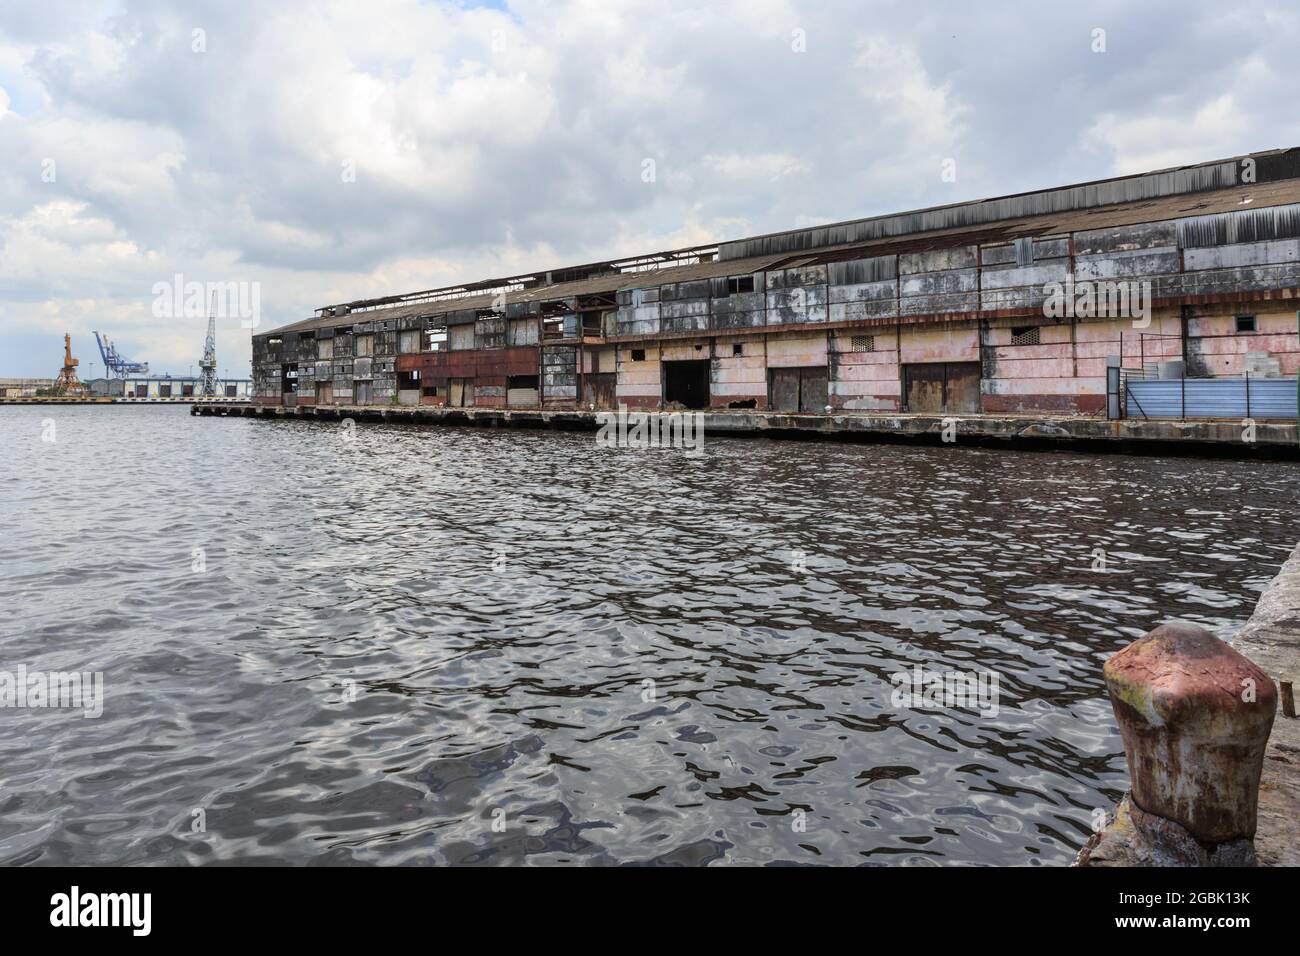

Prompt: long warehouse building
[{"left": 252, "top": 148, "right": 1300, "bottom": 417}]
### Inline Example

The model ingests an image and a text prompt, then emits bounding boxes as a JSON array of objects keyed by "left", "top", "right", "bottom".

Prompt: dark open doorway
[{"left": 663, "top": 359, "right": 711, "bottom": 409}]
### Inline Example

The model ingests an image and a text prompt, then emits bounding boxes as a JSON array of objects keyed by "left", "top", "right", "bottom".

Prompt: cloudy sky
[{"left": 1, "top": 0, "right": 1297, "bottom": 378}]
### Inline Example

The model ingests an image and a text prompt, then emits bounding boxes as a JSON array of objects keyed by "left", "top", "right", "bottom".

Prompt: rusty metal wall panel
[
  {"left": 769, "top": 367, "right": 801, "bottom": 412},
  {"left": 449, "top": 324, "right": 475, "bottom": 350},
  {"left": 798, "top": 368, "right": 829, "bottom": 412},
  {"left": 582, "top": 372, "right": 617, "bottom": 409},
  {"left": 1177, "top": 204, "right": 1300, "bottom": 248},
  {"left": 946, "top": 362, "right": 982, "bottom": 412},
  {"left": 475, "top": 315, "right": 506, "bottom": 349},
  {"left": 904, "top": 362, "right": 981, "bottom": 413},
  {"left": 904, "top": 363, "right": 946, "bottom": 412},
  {"left": 542, "top": 345, "right": 578, "bottom": 399}
]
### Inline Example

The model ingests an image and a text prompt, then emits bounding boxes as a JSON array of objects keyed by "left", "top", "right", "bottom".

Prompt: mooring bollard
[{"left": 1078, "top": 621, "right": 1278, "bottom": 866}]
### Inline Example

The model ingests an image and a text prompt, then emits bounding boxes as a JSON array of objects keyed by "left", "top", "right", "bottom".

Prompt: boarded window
[
  {"left": 849, "top": 335, "right": 875, "bottom": 353},
  {"left": 1010, "top": 326, "right": 1040, "bottom": 346}
]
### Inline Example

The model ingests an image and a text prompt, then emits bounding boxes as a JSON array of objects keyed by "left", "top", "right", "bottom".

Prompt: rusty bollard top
[{"left": 1103, "top": 621, "right": 1277, "bottom": 844}]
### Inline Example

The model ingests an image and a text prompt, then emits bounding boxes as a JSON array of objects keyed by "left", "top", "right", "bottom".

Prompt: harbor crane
[
  {"left": 93, "top": 331, "right": 149, "bottom": 378},
  {"left": 198, "top": 293, "right": 218, "bottom": 397},
  {"left": 53, "top": 333, "right": 86, "bottom": 395}
]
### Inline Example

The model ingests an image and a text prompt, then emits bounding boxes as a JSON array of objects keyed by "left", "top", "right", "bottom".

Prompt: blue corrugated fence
[{"left": 1126, "top": 377, "right": 1298, "bottom": 420}]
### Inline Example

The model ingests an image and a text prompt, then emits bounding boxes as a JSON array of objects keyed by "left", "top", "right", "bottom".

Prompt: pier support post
[{"left": 1077, "top": 621, "right": 1277, "bottom": 866}]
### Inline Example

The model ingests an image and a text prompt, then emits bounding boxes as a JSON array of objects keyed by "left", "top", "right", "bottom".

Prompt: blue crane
[{"left": 93, "top": 331, "right": 149, "bottom": 379}]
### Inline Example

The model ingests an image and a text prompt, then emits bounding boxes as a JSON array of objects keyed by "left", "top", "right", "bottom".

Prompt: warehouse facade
[{"left": 252, "top": 149, "right": 1300, "bottom": 417}]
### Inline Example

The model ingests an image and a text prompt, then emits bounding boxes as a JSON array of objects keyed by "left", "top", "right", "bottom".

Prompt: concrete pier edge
[
  {"left": 190, "top": 402, "right": 1300, "bottom": 458},
  {"left": 1231, "top": 539, "right": 1300, "bottom": 866}
]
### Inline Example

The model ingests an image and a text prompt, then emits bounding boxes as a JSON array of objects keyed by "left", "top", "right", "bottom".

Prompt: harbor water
[{"left": 1, "top": 405, "right": 1296, "bottom": 865}]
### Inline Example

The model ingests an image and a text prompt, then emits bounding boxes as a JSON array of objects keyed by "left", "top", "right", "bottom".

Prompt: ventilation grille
[
  {"left": 850, "top": 335, "right": 875, "bottom": 353},
  {"left": 1010, "top": 326, "right": 1040, "bottom": 346}
]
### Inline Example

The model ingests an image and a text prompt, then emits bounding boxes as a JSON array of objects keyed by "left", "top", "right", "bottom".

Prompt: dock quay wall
[{"left": 192, "top": 402, "right": 1299, "bottom": 456}]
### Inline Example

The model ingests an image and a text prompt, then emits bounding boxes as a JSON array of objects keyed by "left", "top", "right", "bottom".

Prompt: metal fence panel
[{"left": 1127, "top": 378, "right": 1297, "bottom": 420}]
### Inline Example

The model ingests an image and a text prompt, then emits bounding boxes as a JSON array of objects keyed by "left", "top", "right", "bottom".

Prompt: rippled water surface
[{"left": 2, "top": 406, "right": 1296, "bottom": 866}]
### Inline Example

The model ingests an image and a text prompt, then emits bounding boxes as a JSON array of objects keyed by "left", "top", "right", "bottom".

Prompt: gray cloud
[{"left": 1, "top": 0, "right": 1298, "bottom": 376}]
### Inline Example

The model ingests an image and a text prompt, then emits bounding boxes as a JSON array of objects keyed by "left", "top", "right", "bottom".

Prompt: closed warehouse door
[
  {"left": 799, "top": 367, "right": 828, "bottom": 412},
  {"left": 768, "top": 366, "right": 828, "bottom": 412},
  {"left": 355, "top": 381, "right": 373, "bottom": 405},
  {"left": 316, "top": 381, "right": 333, "bottom": 405},
  {"left": 450, "top": 379, "right": 474, "bottom": 406},
  {"left": 903, "top": 362, "right": 981, "bottom": 413},
  {"left": 582, "top": 373, "right": 616, "bottom": 409}
]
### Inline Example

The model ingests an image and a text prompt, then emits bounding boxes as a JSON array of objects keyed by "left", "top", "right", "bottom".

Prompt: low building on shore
[
  {"left": 251, "top": 148, "right": 1300, "bottom": 419},
  {"left": 0, "top": 378, "right": 57, "bottom": 398},
  {"left": 84, "top": 376, "right": 252, "bottom": 400}
]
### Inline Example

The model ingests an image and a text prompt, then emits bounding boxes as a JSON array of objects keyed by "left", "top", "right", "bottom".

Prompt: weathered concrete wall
[
  {"left": 898, "top": 326, "right": 979, "bottom": 364},
  {"left": 616, "top": 342, "right": 661, "bottom": 409},
  {"left": 829, "top": 328, "right": 900, "bottom": 411},
  {"left": 1186, "top": 307, "right": 1300, "bottom": 377},
  {"left": 710, "top": 336, "right": 768, "bottom": 408},
  {"left": 1231, "top": 541, "right": 1300, "bottom": 867}
]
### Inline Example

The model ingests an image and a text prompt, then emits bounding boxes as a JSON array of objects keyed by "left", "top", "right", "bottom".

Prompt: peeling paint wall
[
  {"left": 710, "top": 336, "right": 768, "bottom": 408},
  {"left": 1186, "top": 307, "right": 1300, "bottom": 377},
  {"left": 616, "top": 342, "right": 661, "bottom": 409},
  {"left": 830, "top": 328, "right": 901, "bottom": 410}
]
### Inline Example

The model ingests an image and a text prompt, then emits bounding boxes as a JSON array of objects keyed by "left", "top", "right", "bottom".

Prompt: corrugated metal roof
[
  {"left": 262, "top": 252, "right": 792, "bottom": 337},
  {"left": 259, "top": 155, "right": 1300, "bottom": 338}
]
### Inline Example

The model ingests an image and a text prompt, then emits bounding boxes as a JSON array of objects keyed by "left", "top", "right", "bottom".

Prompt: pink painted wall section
[
  {"left": 1074, "top": 312, "right": 1182, "bottom": 377},
  {"left": 711, "top": 337, "right": 767, "bottom": 407},
  {"left": 660, "top": 341, "right": 712, "bottom": 362},
  {"left": 766, "top": 331, "right": 828, "bottom": 367},
  {"left": 830, "top": 329, "right": 901, "bottom": 410},
  {"left": 898, "top": 327, "right": 979, "bottom": 364},
  {"left": 616, "top": 344, "right": 661, "bottom": 408},
  {"left": 1186, "top": 308, "right": 1300, "bottom": 377}
]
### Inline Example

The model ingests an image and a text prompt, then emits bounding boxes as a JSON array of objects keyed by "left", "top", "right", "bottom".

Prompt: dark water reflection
[{"left": 1, "top": 406, "right": 1295, "bottom": 865}]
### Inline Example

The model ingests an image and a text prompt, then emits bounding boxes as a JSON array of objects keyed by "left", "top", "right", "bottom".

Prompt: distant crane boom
[{"left": 93, "top": 331, "right": 149, "bottom": 378}]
